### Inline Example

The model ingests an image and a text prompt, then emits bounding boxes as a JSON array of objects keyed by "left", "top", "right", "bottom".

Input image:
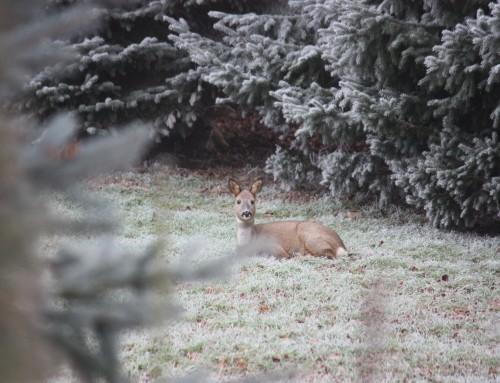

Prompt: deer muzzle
[{"left": 241, "top": 211, "right": 252, "bottom": 218}]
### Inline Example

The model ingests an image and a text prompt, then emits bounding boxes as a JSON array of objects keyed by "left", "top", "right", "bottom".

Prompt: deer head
[{"left": 228, "top": 178, "right": 263, "bottom": 224}]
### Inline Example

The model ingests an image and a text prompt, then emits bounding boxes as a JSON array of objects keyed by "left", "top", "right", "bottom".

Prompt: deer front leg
[
  {"left": 259, "top": 242, "right": 290, "bottom": 259},
  {"left": 274, "top": 245, "right": 292, "bottom": 259}
]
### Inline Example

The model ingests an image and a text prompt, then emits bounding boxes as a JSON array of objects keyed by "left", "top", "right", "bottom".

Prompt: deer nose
[{"left": 242, "top": 211, "right": 252, "bottom": 218}]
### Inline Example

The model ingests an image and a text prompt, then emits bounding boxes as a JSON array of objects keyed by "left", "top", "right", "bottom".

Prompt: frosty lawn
[{"left": 68, "top": 172, "right": 499, "bottom": 382}]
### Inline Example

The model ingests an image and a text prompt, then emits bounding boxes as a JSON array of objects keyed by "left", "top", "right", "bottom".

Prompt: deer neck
[{"left": 236, "top": 219, "right": 256, "bottom": 247}]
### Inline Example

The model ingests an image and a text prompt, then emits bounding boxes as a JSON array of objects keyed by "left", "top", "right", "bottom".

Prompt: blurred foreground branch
[
  {"left": 0, "top": 104, "right": 278, "bottom": 381},
  {"left": 0, "top": 2, "right": 274, "bottom": 382},
  {"left": 0, "top": 1, "right": 160, "bottom": 382}
]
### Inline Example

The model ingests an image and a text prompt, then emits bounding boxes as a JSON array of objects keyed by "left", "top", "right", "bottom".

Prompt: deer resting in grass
[{"left": 229, "top": 178, "right": 347, "bottom": 259}]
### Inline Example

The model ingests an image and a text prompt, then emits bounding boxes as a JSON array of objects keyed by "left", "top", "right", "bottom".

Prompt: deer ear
[
  {"left": 250, "top": 178, "right": 263, "bottom": 195},
  {"left": 228, "top": 178, "right": 241, "bottom": 196}
]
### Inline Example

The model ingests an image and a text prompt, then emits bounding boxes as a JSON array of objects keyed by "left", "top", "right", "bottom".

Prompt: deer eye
[
  {"left": 251, "top": 200, "right": 255, "bottom": 205},
  {"left": 236, "top": 200, "right": 241, "bottom": 204}
]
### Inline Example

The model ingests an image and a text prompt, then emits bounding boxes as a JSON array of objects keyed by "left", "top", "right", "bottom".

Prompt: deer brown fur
[{"left": 228, "top": 178, "right": 347, "bottom": 259}]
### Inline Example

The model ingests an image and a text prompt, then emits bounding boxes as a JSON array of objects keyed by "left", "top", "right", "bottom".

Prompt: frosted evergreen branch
[{"left": 22, "top": 118, "right": 151, "bottom": 190}]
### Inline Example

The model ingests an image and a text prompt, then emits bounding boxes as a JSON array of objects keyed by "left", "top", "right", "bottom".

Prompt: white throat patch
[{"left": 236, "top": 220, "right": 255, "bottom": 247}]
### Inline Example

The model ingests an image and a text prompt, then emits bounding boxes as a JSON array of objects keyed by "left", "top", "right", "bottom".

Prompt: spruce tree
[
  {"left": 17, "top": 0, "right": 499, "bottom": 228},
  {"left": 16, "top": 0, "right": 280, "bottom": 141},
  {"left": 401, "top": 2, "right": 500, "bottom": 228},
  {"left": 174, "top": 0, "right": 499, "bottom": 229},
  {"left": 16, "top": 0, "right": 196, "bottom": 139}
]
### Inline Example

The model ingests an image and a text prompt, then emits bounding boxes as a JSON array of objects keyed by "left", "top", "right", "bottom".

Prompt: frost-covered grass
[{"left": 49, "top": 172, "right": 499, "bottom": 382}]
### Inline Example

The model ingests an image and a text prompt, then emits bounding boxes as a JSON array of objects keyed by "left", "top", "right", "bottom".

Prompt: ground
[{"left": 47, "top": 165, "right": 499, "bottom": 383}]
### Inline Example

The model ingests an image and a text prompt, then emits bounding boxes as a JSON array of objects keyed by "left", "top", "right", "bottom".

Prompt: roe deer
[{"left": 228, "top": 178, "right": 348, "bottom": 259}]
